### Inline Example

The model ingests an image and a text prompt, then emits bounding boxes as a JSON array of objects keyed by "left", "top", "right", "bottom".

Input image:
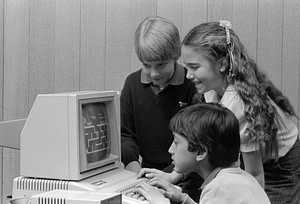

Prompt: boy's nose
[
  {"left": 150, "top": 69, "right": 160, "bottom": 78},
  {"left": 168, "top": 142, "right": 175, "bottom": 154}
]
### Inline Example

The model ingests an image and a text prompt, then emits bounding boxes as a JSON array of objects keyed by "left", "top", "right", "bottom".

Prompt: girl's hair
[
  {"left": 134, "top": 16, "right": 181, "bottom": 62},
  {"left": 169, "top": 103, "right": 240, "bottom": 168},
  {"left": 182, "top": 22, "right": 297, "bottom": 159}
]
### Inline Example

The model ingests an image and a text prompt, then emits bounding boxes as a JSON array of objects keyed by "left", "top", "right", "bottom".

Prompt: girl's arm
[
  {"left": 242, "top": 150, "right": 265, "bottom": 188},
  {"left": 220, "top": 88, "right": 265, "bottom": 188}
]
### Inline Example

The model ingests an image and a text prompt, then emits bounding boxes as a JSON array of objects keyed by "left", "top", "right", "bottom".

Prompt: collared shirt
[
  {"left": 199, "top": 167, "right": 270, "bottom": 204},
  {"left": 200, "top": 167, "right": 222, "bottom": 190},
  {"left": 141, "top": 62, "right": 185, "bottom": 94},
  {"left": 180, "top": 168, "right": 223, "bottom": 204}
]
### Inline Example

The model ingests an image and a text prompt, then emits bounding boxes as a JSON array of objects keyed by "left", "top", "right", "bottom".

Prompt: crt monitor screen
[
  {"left": 80, "top": 99, "right": 111, "bottom": 172},
  {"left": 20, "top": 91, "right": 121, "bottom": 181}
]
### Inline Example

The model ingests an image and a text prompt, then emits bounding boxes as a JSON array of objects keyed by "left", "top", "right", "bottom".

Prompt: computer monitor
[{"left": 20, "top": 91, "right": 122, "bottom": 181}]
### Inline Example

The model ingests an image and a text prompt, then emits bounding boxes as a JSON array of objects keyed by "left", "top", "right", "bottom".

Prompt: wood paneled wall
[
  {"left": 1, "top": 0, "right": 299, "bottom": 122},
  {"left": 0, "top": 0, "right": 299, "bottom": 203}
]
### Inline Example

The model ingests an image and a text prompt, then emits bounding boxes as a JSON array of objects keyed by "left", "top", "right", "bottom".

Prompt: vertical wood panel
[
  {"left": 156, "top": 0, "right": 182, "bottom": 65},
  {"left": 207, "top": 0, "right": 233, "bottom": 22},
  {"left": 55, "top": 0, "right": 80, "bottom": 92},
  {"left": 129, "top": 0, "right": 156, "bottom": 73},
  {"left": 157, "top": 0, "right": 182, "bottom": 35},
  {"left": 257, "top": 0, "right": 283, "bottom": 89},
  {"left": 0, "top": 0, "right": 3, "bottom": 122},
  {"left": 80, "top": 0, "right": 106, "bottom": 91},
  {"left": 29, "top": 0, "right": 55, "bottom": 108},
  {"left": 106, "top": 0, "right": 131, "bottom": 91},
  {"left": 0, "top": 147, "right": 2, "bottom": 204},
  {"left": 4, "top": 0, "right": 29, "bottom": 120},
  {"left": 182, "top": 0, "right": 208, "bottom": 37},
  {"left": 232, "top": 0, "right": 258, "bottom": 61},
  {"left": 282, "top": 0, "right": 300, "bottom": 121},
  {"left": 2, "top": 148, "right": 20, "bottom": 204}
]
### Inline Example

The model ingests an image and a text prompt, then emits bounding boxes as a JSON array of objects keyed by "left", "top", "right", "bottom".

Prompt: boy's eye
[
  {"left": 143, "top": 64, "right": 150, "bottom": 68},
  {"left": 156, "top": 63, "right": 167, "bottom": 68}
]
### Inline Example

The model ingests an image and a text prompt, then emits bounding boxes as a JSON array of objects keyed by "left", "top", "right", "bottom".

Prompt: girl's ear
[
  {"left": 196, "top": 151, "right": 207, "bottom": 161},
  {"left": 219, "top": 58, "right": 228, "bottom": 73},
  {"left": 219, "top": 65, "right": 226, "bottom": 73}
]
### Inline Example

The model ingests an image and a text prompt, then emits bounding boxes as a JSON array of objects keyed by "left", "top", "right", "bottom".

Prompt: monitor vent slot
[
  {"left": 15, "top": 177, "right": 69, "bottom": 191},
  {"left": 38, "top": 197, "right": 66, "bottom": 204}
]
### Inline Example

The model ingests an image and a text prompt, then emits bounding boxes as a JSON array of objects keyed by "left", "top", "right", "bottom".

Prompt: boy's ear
[{"left": 196, "top": 151, "right": 207, "bottom": 161}]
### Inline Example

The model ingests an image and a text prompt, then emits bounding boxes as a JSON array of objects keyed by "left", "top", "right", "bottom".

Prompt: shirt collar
[
  {"left": 200, "top": 167, "right": 222, "bottom": 189},
  {"left": 140, "top": 61, "right": 185, "bottom": 85}
]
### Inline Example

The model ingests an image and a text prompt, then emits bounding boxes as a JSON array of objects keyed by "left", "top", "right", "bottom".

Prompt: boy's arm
[
  {"left": 120, "top": 81, "right": 140, "bottom": 169},
  {"left": 121, "top": 125, "right": 140, "bottom": 166},
  {"left": 125, "top": 161, "right": 141, "bottom": 173},
  {"left": 137, "top": 168, "right": 185, "bottom": 184}
]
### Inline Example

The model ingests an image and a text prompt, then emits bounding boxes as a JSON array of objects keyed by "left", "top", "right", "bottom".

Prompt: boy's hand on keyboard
[
  {"left": 137, "top": 168, "right": 180, "bottom": 183},
  {"left": 134, "top": 181, "right": 170, "bottom": 204},
  {"left": 147, "top": 177, "right": 185, "bottom": 203}
]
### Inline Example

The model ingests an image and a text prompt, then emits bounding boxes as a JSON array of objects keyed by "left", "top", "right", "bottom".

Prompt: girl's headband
[
  {"left": 219, "top": 20, "right": 234, "bottom": 78},
  {"left": 219, "top": 20, "right": 232, "bottom": 45}
]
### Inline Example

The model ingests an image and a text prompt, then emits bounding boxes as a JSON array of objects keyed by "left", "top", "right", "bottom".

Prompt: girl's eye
[
  {"left": 184, "top": 65, "right": 199, "bottom": 70},
  {"left": 190, "top": 66, "right": 200, "bottom": 70}
]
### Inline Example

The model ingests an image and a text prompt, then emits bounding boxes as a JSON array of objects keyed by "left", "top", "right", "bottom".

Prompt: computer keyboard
[{"left": 116, "top": 178, "right": 150, "bottom": 203}]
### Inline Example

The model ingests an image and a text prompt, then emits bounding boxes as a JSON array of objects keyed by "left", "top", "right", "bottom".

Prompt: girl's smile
[{"left": 181, "top": 45, "right": 226, "bottom": 96}]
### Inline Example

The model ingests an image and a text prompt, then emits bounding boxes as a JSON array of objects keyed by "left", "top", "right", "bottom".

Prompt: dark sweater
[{"left": 121, "top": 66, "right": 197, "bottom": 170}]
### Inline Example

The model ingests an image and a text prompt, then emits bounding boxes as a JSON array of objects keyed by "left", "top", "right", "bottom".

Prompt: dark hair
[
  {"left": 169, "top": 103, "right": 240, "bottom": 168},
  {"left": 182, "top": 22, "right": 297, "bottom": 159}
]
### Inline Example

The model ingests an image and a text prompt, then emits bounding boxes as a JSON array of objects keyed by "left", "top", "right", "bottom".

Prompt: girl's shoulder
[
  {"left": 204, "top": 86, "right": 245, "bottom": 119},
  {"left": 221, "top": 86, "right": 240, "bottom": 103},
  {"left": 220, "top": 86, "right": 245, "bottom": 116}
]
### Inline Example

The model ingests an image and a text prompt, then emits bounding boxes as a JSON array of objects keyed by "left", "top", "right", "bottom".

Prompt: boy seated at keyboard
[{"left": 134, "top": 103, "right": 271, "bottom": 204}]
